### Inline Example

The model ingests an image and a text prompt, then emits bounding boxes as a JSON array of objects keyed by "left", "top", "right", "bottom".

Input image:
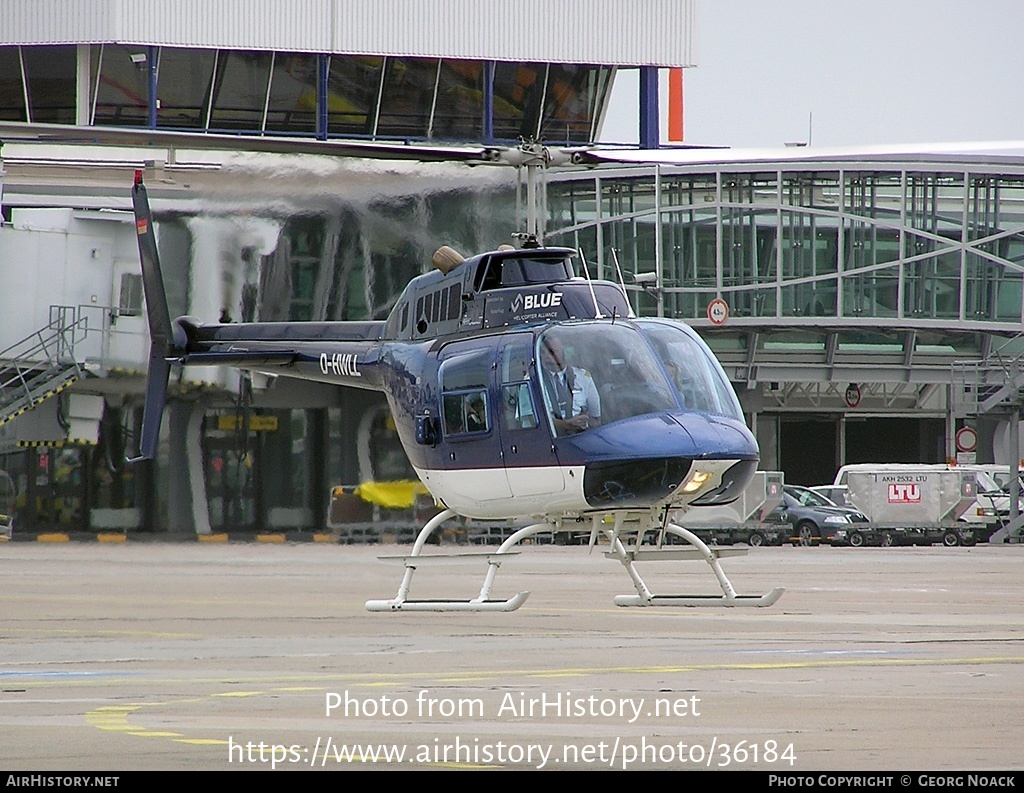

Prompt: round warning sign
[
  {"left": 707, "top": 298, "right": 729, "bottom": 326},
  {"left": 956, "top": 426, "right": 978, "bottom": 453}
]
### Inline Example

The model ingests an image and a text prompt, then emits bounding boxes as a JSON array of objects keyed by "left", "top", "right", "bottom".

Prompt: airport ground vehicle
[
  {"left": 763, "top": 485, "right": 869, "bottom": 546},
  {"left": 972, "top": 465, "right": 1024, "bottom": 491},
  {"left": 955, "top": 465, "right": 1024, "bottom": 530},
  {"left": 828, "top": 464, "right": 996, "bottom": 546},
  {"left": 809, "top": 484, "right": 851, "bottom": 508},
  {"left": 675, "top": 471, "right": 788, "bottom": 546}
]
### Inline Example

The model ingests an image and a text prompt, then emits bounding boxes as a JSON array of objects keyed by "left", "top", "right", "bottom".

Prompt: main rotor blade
[
  {"left": 131, "top": 172, "right": 174, "bottom": 354},
  {"left": 128, "top": 349, "right": 171, "bottom": 463}
]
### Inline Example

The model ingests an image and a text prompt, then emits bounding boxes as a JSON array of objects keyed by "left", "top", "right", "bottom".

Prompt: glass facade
[
  {"left": 23, "top": 45, "right": 77, "bottom": 124},
  {"left": 546, "top": 164, "right": 1024, "bottom": 330},
  {"left": 92, "top": 44, "right": 150, "bottom": 126},
  {"left": 1, "top": 44, "right": 613, "bottom": 144}
]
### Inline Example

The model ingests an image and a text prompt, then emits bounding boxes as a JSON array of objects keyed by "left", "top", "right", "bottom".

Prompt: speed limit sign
[
  {"left": 707, "top": 298, "right": 729, "bottom": 326},
  {"left": 956, "top": 426, "right": 977, "bottom": 453}
]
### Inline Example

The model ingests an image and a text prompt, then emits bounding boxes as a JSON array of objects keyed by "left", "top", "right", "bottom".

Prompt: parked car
[
  {"left": 765, "top": 485, "right": 869, "bottom": 546},
  {"left": 809, "top": 484, "right": 852, "bottom": 508}
]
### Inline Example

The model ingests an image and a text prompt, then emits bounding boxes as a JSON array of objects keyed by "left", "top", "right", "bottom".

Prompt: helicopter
[{"left": 131, "top": 169, "right": 783, "bottom": 613}]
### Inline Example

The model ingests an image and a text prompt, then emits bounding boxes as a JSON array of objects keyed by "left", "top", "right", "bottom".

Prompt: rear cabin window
[{"left": 440, "top": 351, "right": 490, "bottom": 436}]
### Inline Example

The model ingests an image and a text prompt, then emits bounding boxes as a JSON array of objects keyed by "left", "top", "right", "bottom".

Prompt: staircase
[
  {"left": 952, "top": 338, "right": 1024, "bottom": 417},
  {"left": 952, "top": 335, "right": 1024, "bottom": 542},
  {"left": 0, "top": 307, "right": 86, "bottom": 429}
]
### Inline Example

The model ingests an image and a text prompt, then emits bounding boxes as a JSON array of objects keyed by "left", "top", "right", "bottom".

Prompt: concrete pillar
[{"left": 168, "top": 402, "right": 212, "bottom": 534}]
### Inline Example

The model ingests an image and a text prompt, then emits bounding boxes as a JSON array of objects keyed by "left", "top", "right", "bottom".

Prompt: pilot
[{"left": 539, "top": 336, "right": 600, "bottom": 435}]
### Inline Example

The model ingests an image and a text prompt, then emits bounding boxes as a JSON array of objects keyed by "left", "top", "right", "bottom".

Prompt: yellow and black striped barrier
[
  {"left": 0, "top": 376, "right": 79, "bottom": 428},
  {"left": 15, "top": 438, "right": 98, "bottom": 448}
]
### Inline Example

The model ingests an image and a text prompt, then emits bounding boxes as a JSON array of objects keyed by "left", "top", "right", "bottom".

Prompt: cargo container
[{"left": 829, "top": 464, "right": 997, "bottom": 546}]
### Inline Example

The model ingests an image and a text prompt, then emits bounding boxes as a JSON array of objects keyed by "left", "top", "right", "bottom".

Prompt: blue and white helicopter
[{"left": 131, "top": 167, "right": 783, "bottom": 613}]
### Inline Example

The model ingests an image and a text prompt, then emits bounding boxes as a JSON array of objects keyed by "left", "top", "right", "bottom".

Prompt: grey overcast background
[{"left": 601, "top": 0, "right": 1024, "bottom": 148}]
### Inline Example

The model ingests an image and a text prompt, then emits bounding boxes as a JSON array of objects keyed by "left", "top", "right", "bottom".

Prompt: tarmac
[{"left": 2, "top": 540, "right": 1023, "bottom": 771}]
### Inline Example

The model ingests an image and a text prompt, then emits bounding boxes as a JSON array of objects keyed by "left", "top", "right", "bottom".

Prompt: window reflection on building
[{"left": 1, "top": 44, "right": 610, "bottom": 144}]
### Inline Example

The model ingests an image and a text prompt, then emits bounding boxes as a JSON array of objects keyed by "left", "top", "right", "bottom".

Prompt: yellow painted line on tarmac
[
  {"left": 87, "top": 699, "right": 214, "bottom": 742},
  {"left": 213, "top": 691, "right": 264, "bottom": 698},
  {"left": 256, "top": 533, "right": 286, "bottom": 543},
  {"left": 86, "top": 705, "right": 143, "bottom": 732},
  {"left": 97, "top": 533, "right": 126, "bottom": 543},
  {"left": 313, "top": 533, "right": 335, "bottom": 543},
  {"left": 176, "top": 738, "right": 229, "bottom": 746},
  {"left": 197, "top": 533, "right": 229, "bottom": 543},
  {"left": 37, "top": 533, "right": 69, "bottom": 543},
  {"left": 529, "top": 672, "right": 589, "bottom": 679}
]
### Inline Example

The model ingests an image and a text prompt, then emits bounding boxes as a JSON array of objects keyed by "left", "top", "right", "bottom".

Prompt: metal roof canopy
[{"left": 0, "top": 0, "right": 697, "bottom": 67}]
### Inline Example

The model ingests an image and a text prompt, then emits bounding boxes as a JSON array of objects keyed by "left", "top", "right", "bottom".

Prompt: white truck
[
  {"left": 676, "top": 471, "right": 787, "bottom": 546},
  {"left": 829, "top": 464, "right": 998, "bottom": 546}
]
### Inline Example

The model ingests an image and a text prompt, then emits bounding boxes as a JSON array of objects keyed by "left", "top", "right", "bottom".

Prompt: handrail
[{"left": 0, "top": 307, "right": 89, "bottom": 419}]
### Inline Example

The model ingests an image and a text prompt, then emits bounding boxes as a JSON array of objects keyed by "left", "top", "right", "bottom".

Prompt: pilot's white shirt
[{"left": 550, "top": 366, "right": 601, "bottom": 420}]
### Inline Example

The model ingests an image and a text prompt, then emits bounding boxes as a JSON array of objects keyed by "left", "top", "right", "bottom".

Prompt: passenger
[
  {"left": 539, "top": 335, "right": 601, "bottom": 434},
  {"left": 465, "top": 394, "right": 487, "bottom": 432}
]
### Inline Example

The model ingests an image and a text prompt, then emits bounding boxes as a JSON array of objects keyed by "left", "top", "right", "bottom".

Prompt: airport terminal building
[{"left": 1, "top": 1, "right": 1022, "bottom": 534}]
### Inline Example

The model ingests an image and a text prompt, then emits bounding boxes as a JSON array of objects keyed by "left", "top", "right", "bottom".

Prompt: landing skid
[
  {"left": 608, "top": 523, "right": 785, "bottom": 608},
  {"left": 365, "top": 511, "right": 783, "bottom": 613},
  {"left": 365, "top": 509, "right": 535, "bottom": 612}
]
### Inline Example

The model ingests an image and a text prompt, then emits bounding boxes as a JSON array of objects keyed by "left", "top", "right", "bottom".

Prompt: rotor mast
[{"left": 492, "top": 142, "right": 577, "bottom": 246}]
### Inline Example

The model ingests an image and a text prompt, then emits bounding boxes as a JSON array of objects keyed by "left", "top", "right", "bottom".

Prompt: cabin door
[
  {"left": 495, "top": 335, "right": 564, "bottom": 497},
  {"left": 435, "top": 341, "right": 513, "bottom": 502}
]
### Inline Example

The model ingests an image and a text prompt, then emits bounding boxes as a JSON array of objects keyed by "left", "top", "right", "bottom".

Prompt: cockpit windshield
[
  {"left": 536, "top": 323, "right": 677, "bottom": 437},
  {"left": 637, "top": 320, "right": 744, "bottom": 421}
]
